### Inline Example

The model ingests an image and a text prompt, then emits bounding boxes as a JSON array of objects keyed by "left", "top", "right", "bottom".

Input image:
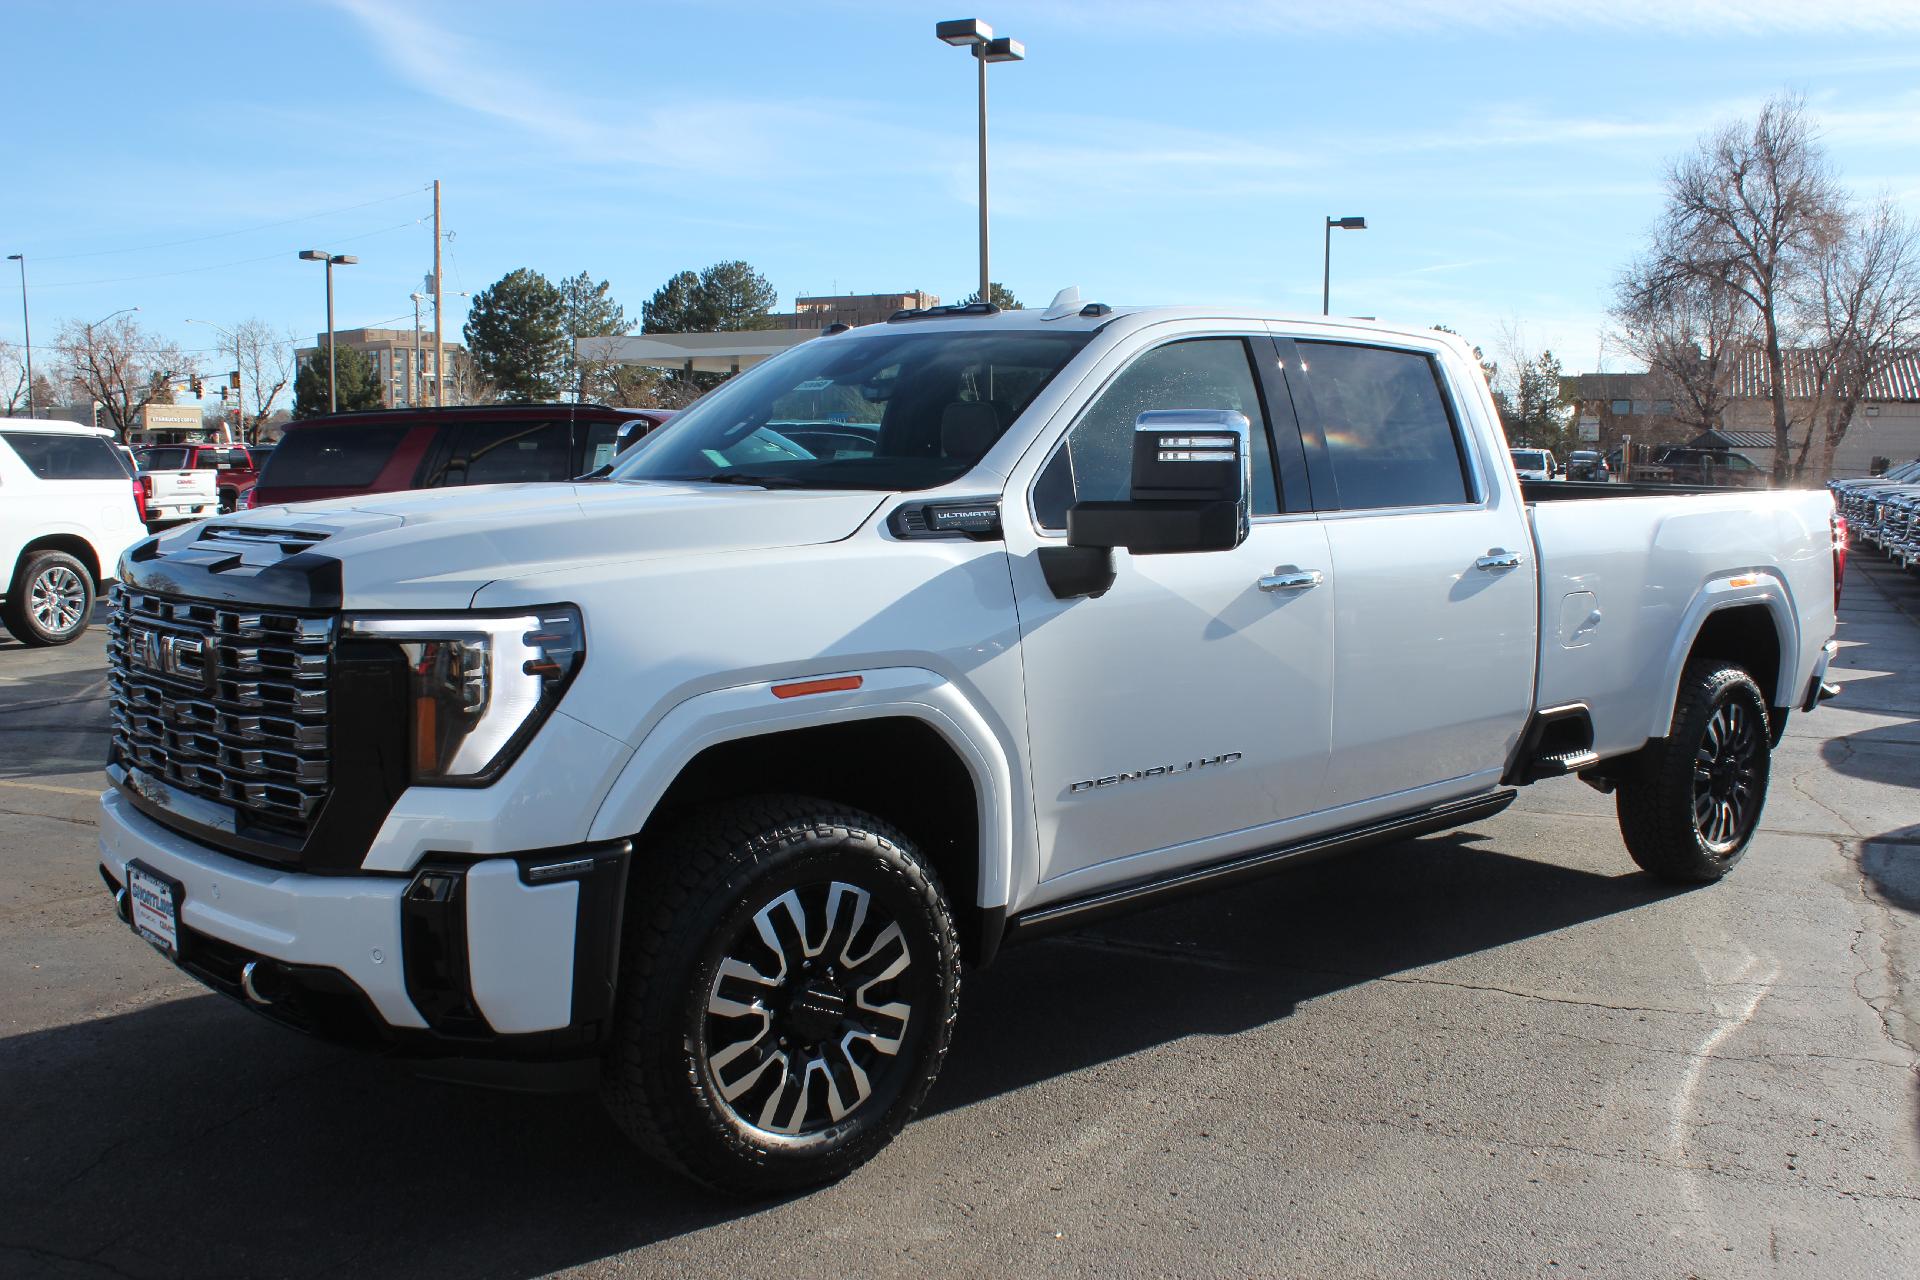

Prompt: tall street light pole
[
  {"left": 1323, "top": 215, "right": 1366, "bottom": 316},
  {"left": 936, "top": 19, "right": 1024, "bottom": 306},
  {"left": 299, "top": 250, "right": 358, "bottom": 413},
  {"left": 6, "top": 254, "right": 31, "bottom": 416}
]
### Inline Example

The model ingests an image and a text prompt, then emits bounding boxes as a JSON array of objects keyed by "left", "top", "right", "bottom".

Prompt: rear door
[{"left": 1280, "top": 335, "right": 1535, "bottom": 805}]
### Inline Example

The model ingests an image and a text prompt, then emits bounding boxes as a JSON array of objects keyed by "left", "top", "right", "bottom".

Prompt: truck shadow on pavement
[{"left": 0, "top": 829, "right": 1681, "bottom": 1279}]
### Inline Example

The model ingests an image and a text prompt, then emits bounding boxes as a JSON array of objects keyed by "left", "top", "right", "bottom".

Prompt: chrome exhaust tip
[
  {"left": 113, "top": 887, "right": 131, "bottom": 924},
  {"left": 240, "top": 960, "right": 280, "bottom": 1006}
]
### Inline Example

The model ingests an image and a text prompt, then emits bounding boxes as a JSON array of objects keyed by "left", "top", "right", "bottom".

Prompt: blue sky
[{"left": 6, "top": 0, "right": 1920, "bottom": 389}]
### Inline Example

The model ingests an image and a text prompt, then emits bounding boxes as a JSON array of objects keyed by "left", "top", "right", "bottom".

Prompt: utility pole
[
  {"left": 433, "top": 179, "right": 445, "bottom": 407},
  {"left": 410, "top": 292, "right": 426, "bottom": 406},
  {"left": 6, "top": 254, "right": 31, "bottom": 416}
]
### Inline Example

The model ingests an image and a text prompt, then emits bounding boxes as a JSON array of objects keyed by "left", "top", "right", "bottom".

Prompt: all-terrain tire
[
  {"left": 1615, "top": 662, "right": 1771, "bottom": 883},
  {"left": 601, "top": 794, "right": 961, "bottom": 1195},
  {"left": 2, "top": 551, "right": 95, "bottom": 647}
]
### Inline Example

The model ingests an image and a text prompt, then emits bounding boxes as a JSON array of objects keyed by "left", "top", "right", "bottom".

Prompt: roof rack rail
[{"left": 887, "top": 301, "right": 1001, "bottom": 323}]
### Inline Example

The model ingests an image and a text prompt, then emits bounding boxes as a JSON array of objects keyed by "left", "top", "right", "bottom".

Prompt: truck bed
[{"left": 1524, "top": 484, "right": 1836, "bottom": 760}]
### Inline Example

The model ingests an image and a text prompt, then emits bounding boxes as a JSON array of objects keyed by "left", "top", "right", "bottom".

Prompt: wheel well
[
  {"left": 12, "top": 535, "right": 101, "bottom": 587},
  {"left": 1686, "top": 604, "right": 1783, "bottom": 710},
  {"left": 639, "top": 717, "right": 985, "bottom": 959}
]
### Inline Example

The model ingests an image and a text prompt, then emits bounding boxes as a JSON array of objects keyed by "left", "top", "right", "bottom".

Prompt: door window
[
  {"left": 434, "top": 419, "right": 572, "bottom": 486},
  {"left": 268, "top": 424, "right": 408, "bottom": 487},
  {"left": 579, "top": 421, "right": 620, "bottom": 475},
  {"left": 1298, "top": 342, "right": 1472, "bottom": 510},
  {"left": 1, "top": 433, "right": 128, "bottom": 480},
  {"left": 1034, "top": 337, "right": 1280, "bottom": 529}
]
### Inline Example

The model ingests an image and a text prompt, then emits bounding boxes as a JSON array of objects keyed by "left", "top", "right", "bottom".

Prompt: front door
[{"left": 1007, "top": 332, "right": 1336, "bottom": 896}]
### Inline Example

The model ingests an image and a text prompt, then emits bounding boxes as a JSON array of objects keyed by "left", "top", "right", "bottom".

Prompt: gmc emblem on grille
[{"left": 129, "top": 628, "right": 209, "bottom": 687}]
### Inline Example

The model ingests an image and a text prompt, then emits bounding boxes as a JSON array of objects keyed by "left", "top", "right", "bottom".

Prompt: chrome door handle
[
  {"left": 1475, "top": 550, "right": 1524, "bottom": 571},
  {"left": 1258, "top": 567, "right": 1324, "bottom": 592}
]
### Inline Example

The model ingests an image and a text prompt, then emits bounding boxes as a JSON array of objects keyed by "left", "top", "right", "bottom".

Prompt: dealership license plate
[{"left": 126, "top": 860, "right": 183, "bottom": 960}]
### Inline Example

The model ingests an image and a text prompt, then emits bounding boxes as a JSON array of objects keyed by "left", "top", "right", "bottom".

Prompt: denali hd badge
[{"left": 1070, "top": 752, "right": 1242, "bottom": 793}]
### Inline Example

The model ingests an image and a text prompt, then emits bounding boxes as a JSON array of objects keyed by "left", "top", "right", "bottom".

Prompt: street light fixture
[
  {"left": 935, "top": 18, "right": 1025, "bottom": 306},
  {"left": 299, "top": 250, "right": 358, "bottom": 413},
  {"left": 1322, "top": 215, "right": 1366, "bottom": 316},
  {"left": 6, "top": 254, "right": 31, "bottom": 416}
]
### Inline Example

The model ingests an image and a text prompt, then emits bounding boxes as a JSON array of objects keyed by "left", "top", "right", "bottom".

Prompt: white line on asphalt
[{"left": 1667, "top": 948, "right": 1778, "bottom": 1247}]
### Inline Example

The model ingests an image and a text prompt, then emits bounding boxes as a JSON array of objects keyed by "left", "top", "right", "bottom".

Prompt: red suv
[{"left": 247, "top": 404, "right": 672, "bottom": 509}]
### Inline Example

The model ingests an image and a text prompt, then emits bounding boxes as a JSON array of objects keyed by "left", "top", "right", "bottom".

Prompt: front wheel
[
  {"left": 601, "top": 796, "right": 961, "bottom": 1195},
  {"left": 2, "top": 551, "right": 95, "bottom": 647},
  {"left": 1615, "top": 662, "right": 1772, "bottom": 882}
]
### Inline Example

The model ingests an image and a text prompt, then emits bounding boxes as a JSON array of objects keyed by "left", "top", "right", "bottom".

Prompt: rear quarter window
[
  {"left": 1, "top": 432, "right": 129, "bottom": 480},
  {"left": 264, "top": 423, "right": 410, "bottom": 488}
]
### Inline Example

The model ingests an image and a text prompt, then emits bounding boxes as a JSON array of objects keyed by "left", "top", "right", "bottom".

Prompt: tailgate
[{"left": 146, "top": 470, "right": 216, "bottom": 502}]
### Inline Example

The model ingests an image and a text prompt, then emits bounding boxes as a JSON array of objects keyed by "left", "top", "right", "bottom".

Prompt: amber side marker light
[{"left": 772, "top": 675, "right": 864, "bottom": 700}]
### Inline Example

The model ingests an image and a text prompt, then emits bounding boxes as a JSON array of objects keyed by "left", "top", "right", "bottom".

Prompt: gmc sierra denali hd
[{"left": 98, "top": 299, "right": 1845, "bottom": 1194}]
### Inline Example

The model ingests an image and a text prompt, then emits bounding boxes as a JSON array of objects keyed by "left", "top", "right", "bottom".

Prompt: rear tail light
[
  {"left": 132, "top": 478, "right": 148, "bottom": 524},
  {"left": 242, "top": 486, "right": 258, "bottom": 509},
  {"left": 1831, "top": 511, "right": 1848, "bottom": 612}
]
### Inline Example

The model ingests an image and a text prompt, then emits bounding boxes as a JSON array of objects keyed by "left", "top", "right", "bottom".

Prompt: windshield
[
  {"left": 609, "top": 328, "right": 1093, "bottom": 491},
  {"left": 1511, "top": 450, "right": 1549, "bottom": 468},
  {"left": 135, "top": 447, "right": 189, "bottom": 471}
]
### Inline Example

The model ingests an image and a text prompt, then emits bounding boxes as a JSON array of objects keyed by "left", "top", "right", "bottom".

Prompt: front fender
[{"left": 585, "top": 666, "right": 1022, "bottom": 912}]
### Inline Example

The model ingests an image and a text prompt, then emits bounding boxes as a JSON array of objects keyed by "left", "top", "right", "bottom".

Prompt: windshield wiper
[{"left": 689, "top": 472, "right": 810, "bottom": 489}]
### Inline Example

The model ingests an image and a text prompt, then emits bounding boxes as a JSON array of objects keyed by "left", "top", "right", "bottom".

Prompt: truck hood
[{"left": 150, "top": 481, "right": 891, "bottom": 610}]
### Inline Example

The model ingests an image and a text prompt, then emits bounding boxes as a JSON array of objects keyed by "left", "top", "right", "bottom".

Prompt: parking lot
[{"left": 0, "top": 557, "right": 1915, "bottom": 1279}]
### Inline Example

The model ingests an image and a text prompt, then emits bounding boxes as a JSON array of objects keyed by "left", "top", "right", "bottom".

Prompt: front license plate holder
[{"left": 126, "top": 860, "right": 184, "bottom": 961}]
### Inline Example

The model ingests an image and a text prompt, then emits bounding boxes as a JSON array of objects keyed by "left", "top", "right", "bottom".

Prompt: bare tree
[
  {"left": 1792, "top": 199, "right": 1920, "bottom": 480},
  {"left": 1612, "top": 257, "right": 1753, "bottom": 440},
  {"left": 0, "top": 339, "right": 26, "bottom": 415},
  {"left": 54, "top": 315, "right": 195, "bottom": 438},
  {"left": 233, "top": 318, "right": 297, "bottom": 442},
  {"left": 443, "top": 347, "right": 495, "bottom": 406},
  {"left": 1655, "top": 95, "right": 1846, "bottom": 483}
]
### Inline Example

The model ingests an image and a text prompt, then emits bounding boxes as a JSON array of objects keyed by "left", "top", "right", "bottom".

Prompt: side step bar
[{"left": 1002, "top": 789, "right": 1517, "bottom": 947}]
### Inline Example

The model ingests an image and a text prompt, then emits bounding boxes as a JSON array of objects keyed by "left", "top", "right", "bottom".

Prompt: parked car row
[{"left": 1832, "top": 457, "right": 1920, "bottom": 570}]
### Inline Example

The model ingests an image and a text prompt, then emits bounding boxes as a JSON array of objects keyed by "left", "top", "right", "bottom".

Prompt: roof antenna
[{"left": 1041, "top": 286, "right": 1083, "bottom": 320}]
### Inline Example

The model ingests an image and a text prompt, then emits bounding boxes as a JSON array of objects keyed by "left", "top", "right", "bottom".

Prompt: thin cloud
[{"left": 1056, "top": 0, "right": 1920, "bottom": 37}]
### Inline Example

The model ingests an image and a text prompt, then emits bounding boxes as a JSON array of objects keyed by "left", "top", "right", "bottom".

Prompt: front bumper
[{"left": 98, "top": 790, "right": 630, "bottom": 1060}]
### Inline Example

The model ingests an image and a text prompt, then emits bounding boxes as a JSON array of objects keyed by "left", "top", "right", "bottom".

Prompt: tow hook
[{"left": 240, "top": 960, "right": 283, "bottom": 1006}]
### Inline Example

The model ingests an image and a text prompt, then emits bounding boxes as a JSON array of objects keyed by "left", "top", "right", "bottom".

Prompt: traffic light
[
  {"left": 229, "top": 370, "right": 240, "bottom": 390},
  {"left": 190, "top": 375, "right": 203, "bottom": 396}
]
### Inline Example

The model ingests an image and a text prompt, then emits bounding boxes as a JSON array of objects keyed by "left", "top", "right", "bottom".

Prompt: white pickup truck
[
  {"left": 130, "top": 443, "right": 220, "bottom": 522},
  {"left": 96, "top": 302, "right": 1844, "bottom": 1194}
]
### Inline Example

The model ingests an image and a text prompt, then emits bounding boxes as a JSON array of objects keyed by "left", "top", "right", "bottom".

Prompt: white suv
[{"left": 0, "top": 420, "right": 148, "bottom": 646}]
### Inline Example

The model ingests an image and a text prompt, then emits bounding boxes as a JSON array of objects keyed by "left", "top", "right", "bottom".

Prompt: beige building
[
  {"left": 770, "top": 292, "right": 941, "bottom": 330},
  {"left": 295, "top": 328, "right": 469, "bottom": 408},
  {"left": 1565, "top": 350, "right": 1920, "bottom": 479}
]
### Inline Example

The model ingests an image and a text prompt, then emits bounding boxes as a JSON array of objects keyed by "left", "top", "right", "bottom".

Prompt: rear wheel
[
  {"left": 601, "top": 795, "right": 961, "bottom": 1195},
  {"left": 1615, "top": 662, "right": 1771, "bottom": 882},
  {"left": 2, "top": 551, "right": 94, "bottom": 647}
]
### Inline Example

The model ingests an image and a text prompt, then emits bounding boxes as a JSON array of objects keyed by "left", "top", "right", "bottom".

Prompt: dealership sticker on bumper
[{"left": 126, "top": 860, "right": 183, "bottom": 960}]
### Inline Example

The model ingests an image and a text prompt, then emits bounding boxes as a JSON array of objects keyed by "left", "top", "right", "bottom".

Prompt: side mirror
[{"left": 1067, "top": 410, "right": 1251, "bottom": 555}]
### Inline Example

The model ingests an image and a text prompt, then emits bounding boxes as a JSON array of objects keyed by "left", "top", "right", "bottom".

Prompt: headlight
[{"left": 343, "top": 607, "right": 584, "bottom": 785}]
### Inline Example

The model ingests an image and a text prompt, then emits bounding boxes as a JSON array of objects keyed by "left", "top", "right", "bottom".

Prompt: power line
[
  {"left": 15, "top": 219, "right": 428, "bottom": 289},
  {"left": 28, "top": 186, "right": 431, "bottom": 262}
]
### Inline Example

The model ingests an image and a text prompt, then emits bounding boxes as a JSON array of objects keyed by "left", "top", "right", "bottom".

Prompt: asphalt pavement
[{"left": 2, "top": 558, "right": 1917, "bottom": 1279}]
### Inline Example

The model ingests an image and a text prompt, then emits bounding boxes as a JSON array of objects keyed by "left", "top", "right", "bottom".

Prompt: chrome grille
[{"left": 107, "top": 585, "right": 336, "bottom": 832}]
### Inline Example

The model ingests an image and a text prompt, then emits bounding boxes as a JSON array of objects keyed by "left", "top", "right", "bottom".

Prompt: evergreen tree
[
  {"left": 961, "top": 282, "right": 1022, "bottom": 309},
  {"left": 464, "top": 268, "right": 568, "bottom": 401},
  {"left": 558, "top": 271, "right": 631, "bottom": 402},
  {"left": 291, "top": 345, "right": 382, "bottom": 419}
]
